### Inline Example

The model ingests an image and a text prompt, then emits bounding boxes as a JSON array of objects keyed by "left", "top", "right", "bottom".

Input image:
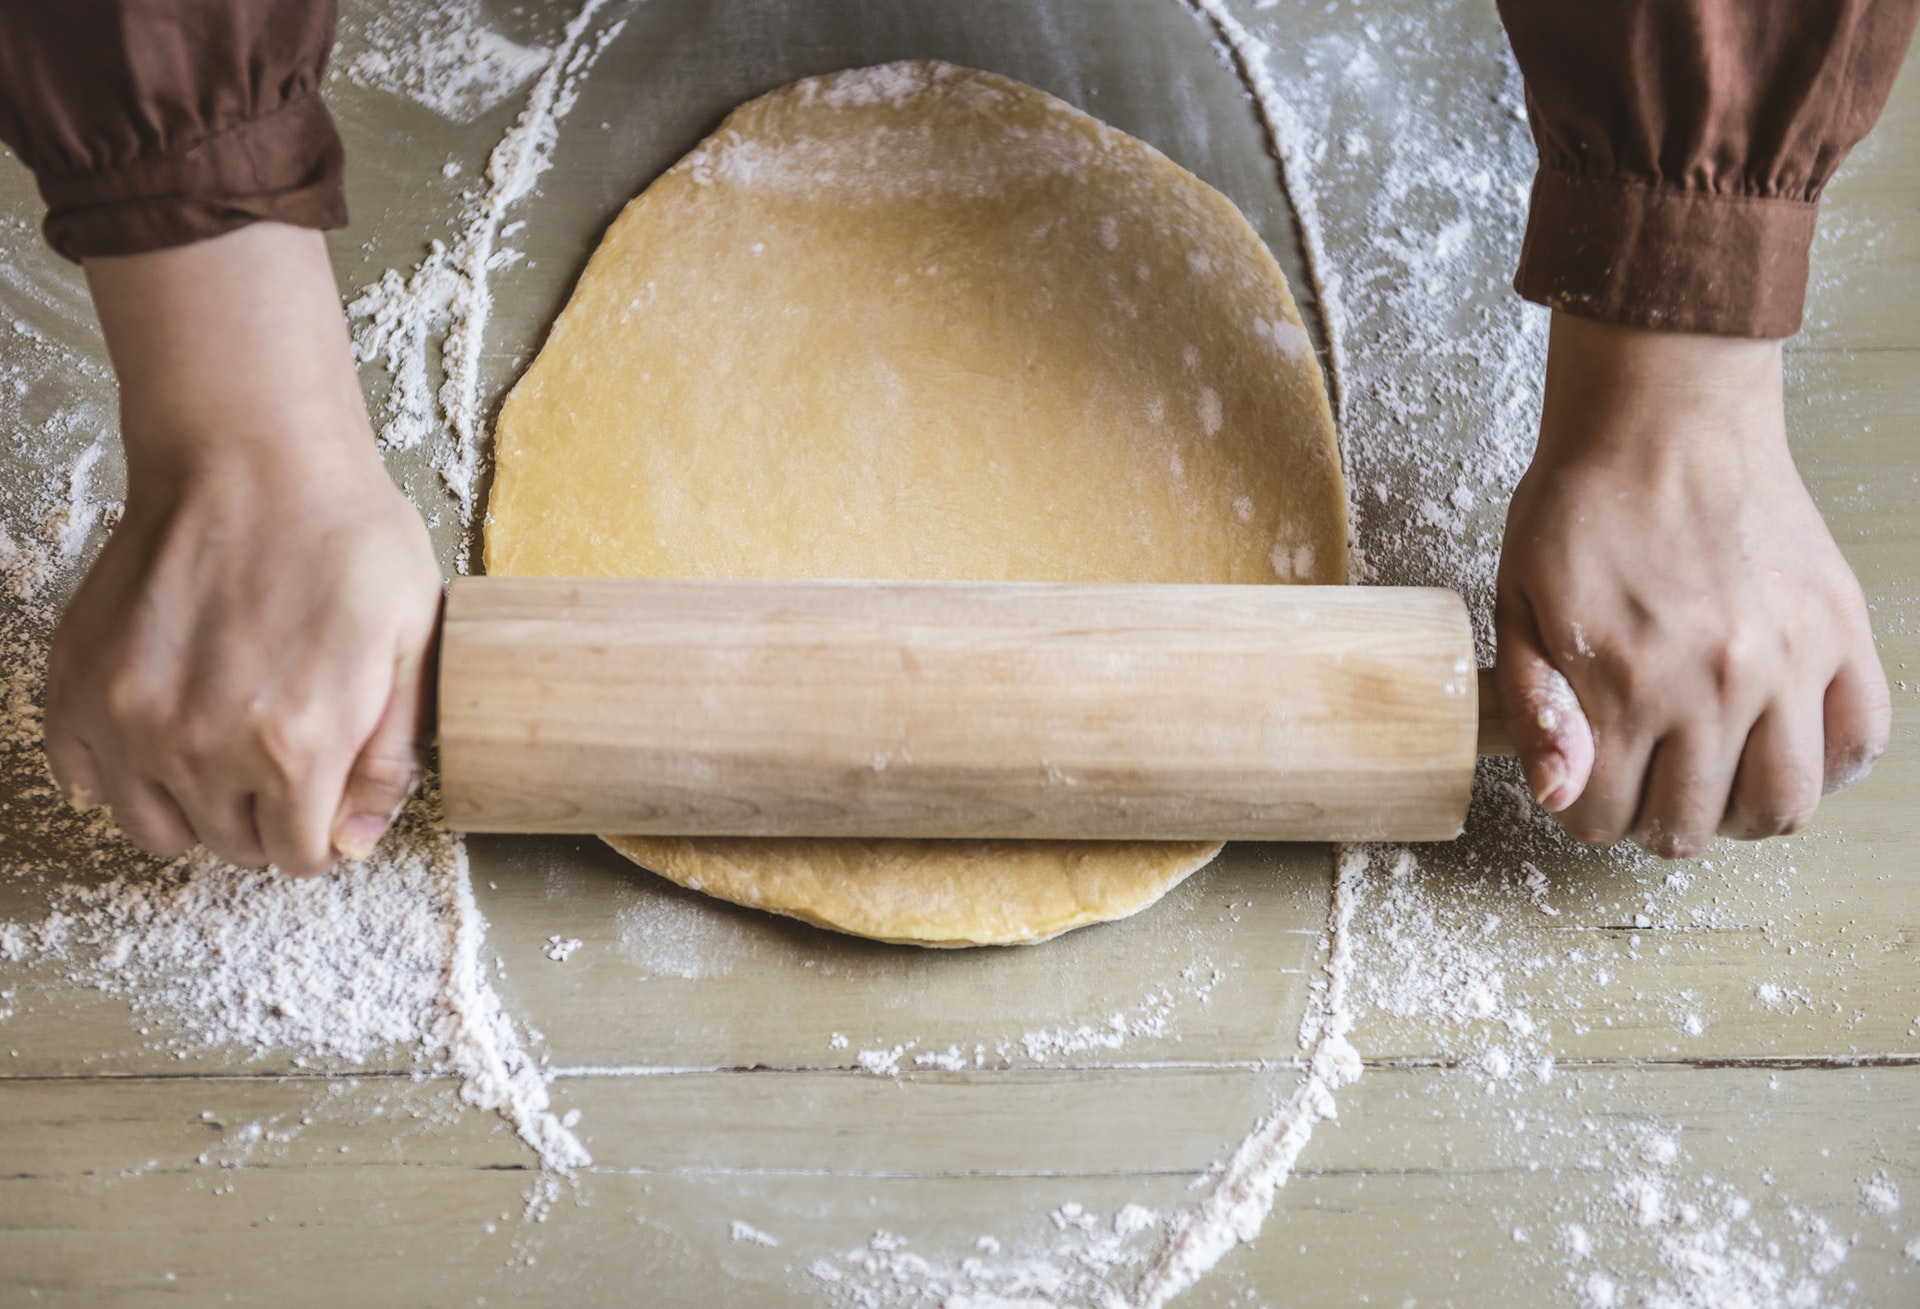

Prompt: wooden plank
[
  {"left": 0, "top": 840, "right": 1333, "bottom": 1078},
  {"left": 4, "top": 1065, "right": 1916, "bottom": 1305},
  {"left": 459, "top": 835, "right": 1335, "bottom": 1071},
  {"left": 1, "top": 4, "right": 1917, "bottom": 1308}
]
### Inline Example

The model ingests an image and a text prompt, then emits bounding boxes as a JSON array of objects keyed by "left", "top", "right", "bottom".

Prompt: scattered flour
[
  {"left": 1861, "top": 1172, "right": 1901, "bottom": 1217},
  {"left": 0, "top": 0, "right": 635, "bottom": 1180},
  {"left": 1127, "top": 846, "right": 1364, "bottom": 1309},
  {"left": 856, "top": 1044, "right": 913, "bottom": 1079},
  {"left": 0, "top": 1, "right": 1900, "bottom": 1303},
  {"left": 0, "top": 651, "right": 586, "bottom": 1169},
  {"left": 614, "top": 884, "right": 748, "bottom": 979},
  {"left": 342, "top": 0, "right": 552, "bottom": 123},
  {"left": 731, "top": 1220, "right": 781, "bottom": 1247},
  {"left": 838, "top": 955, "right": 1229, "bottom": 1081},
  {"left": 350, "top": 0, "right": 626, "bottom": 544},
  {"left": 819, "top": 844, "right": 1361, "bottom": 1309},
  {"left": 812, "top": 1207, "right": 1170, "bottom": 1309}
]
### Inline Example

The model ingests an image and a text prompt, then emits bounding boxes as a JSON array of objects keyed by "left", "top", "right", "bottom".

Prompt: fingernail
[
  {"left": 333, "top": 814, "right": 388, "bottom": 861},
  {"left": 1529, "top": 753, "right": 1574, "bottom": 813},
  {"left": 1823, "top": 747, "right": 1879, "bottom": 796}
]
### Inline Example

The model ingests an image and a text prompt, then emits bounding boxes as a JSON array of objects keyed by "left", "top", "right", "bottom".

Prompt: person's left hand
[{"left": 1494, "top": 311, "right": 1890, "bottom": 857}]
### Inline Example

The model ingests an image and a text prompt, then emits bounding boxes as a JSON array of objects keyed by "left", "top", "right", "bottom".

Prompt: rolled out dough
[{"left": 485, "top": 61, "right": 1346, "bottom": 947}]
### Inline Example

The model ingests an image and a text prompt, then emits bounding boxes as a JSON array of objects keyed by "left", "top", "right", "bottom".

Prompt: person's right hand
[{"left": 45, "top": 223, "right": 443, "bottom": 876}]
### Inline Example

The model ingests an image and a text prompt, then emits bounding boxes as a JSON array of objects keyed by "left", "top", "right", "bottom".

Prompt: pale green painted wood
[
  {"left": 0, "top": 0, "right": 1917, "bottom": 1306},
  {"left": 4, "top": 1067, "right": 1917, "bottom": 1305}
]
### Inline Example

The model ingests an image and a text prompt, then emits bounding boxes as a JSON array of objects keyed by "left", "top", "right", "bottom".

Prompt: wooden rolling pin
[{"left": 438, "top": 577, "right": 1512, "bottom": 843}]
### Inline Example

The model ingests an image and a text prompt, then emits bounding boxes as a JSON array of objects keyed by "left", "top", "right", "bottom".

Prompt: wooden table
[{"left": 2, "top": 1, "right": 1915, "bottom": 1304}]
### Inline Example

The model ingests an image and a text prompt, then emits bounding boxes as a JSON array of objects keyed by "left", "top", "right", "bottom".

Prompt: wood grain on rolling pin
[{"left": 437, "top": 578, "right": 1481, "bottom": 842}]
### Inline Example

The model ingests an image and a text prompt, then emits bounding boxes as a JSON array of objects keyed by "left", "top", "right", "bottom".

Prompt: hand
[
  {"left": 1495, "top": 312, "right": 1890, "bottom": 858},
  {"left": 45, "top": 224, "right": 443, "bottom": 876}
]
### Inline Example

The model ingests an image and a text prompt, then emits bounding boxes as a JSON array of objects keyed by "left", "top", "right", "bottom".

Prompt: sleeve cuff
[
  {"left": 1514, "top": 168, "right": 1819, "bottom": 339},
  {"left": 33, "top": 90, "right": 347, "bottom": 263}
]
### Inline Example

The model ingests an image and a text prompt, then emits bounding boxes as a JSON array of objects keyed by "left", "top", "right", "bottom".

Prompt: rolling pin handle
[{"left": 1477, "top": 667, "right": 1515, "bottom": 758}]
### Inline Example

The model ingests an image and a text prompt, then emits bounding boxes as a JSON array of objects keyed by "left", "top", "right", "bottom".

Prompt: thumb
[
  {"left": 330, "top": 648, "right": 429, "bottom": 861},
  {"left": 1495, "top": 600, "right": 1595, "bottom": 814}
]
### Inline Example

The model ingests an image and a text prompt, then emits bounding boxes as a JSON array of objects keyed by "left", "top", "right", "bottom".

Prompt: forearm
[{"left": 85, "top": 224, "right": 374, "bottom": 487}]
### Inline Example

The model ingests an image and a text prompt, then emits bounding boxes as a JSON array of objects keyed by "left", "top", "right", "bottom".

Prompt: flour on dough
[{"left": 485, "top": 60, "right": 1346, "bottom": 946}]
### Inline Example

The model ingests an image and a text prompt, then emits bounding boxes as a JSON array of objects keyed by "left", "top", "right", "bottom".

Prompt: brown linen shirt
[
  {"left": 0, "top": 0, "right": 344, "bottom": 261},
  {"left": 0, "top": 0, "right": 1915, "bottom": 337},
  {"left": 1499, "top": 0, "right": 1920, "bottom": 337}
]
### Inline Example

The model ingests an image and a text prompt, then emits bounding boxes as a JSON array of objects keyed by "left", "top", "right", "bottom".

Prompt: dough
[{"left": 485, "top": 61, "right": 1346, "bottom": 947}]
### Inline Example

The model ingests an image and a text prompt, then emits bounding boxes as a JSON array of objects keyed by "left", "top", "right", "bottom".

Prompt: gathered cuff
[
  {"left": 1514, "top": 168, "right": 1818, "bottom": 339},
  {"left": 34, "top": 90, "right": 346, "bottom": 263}
]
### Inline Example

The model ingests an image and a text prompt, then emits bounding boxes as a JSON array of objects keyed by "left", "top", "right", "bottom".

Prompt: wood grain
[
  {"left": 0, "top": 2, "right": 1915, "bottom": 1307},
  {"left": 439, "top": 577, "right": 1481, "bottom": 841}
]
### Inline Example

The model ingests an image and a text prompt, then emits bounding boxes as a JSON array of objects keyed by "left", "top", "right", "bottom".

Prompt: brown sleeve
[
  {"left": 0, "top": 0, "right": 346, "bottom": 263},
  {"left": 1496, "top": 0, "right": 1920, "bottom": 338}
]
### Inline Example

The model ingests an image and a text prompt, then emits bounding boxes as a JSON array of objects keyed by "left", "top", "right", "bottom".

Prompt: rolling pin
[{"left": 438, "top": 577, "right": 1512, "bottom": 843}]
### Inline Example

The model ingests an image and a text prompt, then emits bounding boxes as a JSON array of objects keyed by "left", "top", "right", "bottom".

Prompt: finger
[
  {"left": 1722, "top": 699, "right": 1823, "bottom": 840},
  {"left": 1494, "top": 602, "right": 1596, "bottom": 813},
  {"left": 1822, "top": 646, "right": 1891, "bottom": 795},
  {"left": 255, "top": 758, "right": 344, "bottom": 879},
  {"left": 1634, "top": 729, "right": 1740, "bottom": 858},
  {"left": 217, "top": 691, "right": 352, "bottom": 878},
  {"left": 167, "top": 784, "right": 270, "bottom": 869},
  {"left": 330, "top": 655, "right": 428, "bottom": 861},
  {"left": 43, "top": 727, "right": 108, "bottom": 812},
  {"left": 97, "top": 766, "right": 196, "bottom": 859},
  {"left": 1553, "top": 713, "right": 1656, "bottom": 848}
]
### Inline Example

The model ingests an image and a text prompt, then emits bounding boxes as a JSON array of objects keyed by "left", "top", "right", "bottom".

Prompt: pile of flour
[
  {"left": 342, "top": 0, "right": 552, "bottom": 123},
  {"left": 0, "top": 0, "right": 620, "bottom": 1176}
]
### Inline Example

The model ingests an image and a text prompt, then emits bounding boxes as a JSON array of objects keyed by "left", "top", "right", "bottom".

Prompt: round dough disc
[{"left": 485, "top": 60, "right": 1347, "bottom": 947}]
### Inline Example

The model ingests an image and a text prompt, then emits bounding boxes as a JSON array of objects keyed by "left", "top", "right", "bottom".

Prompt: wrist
[
  {"left": 85, "top": 224, "right": 376, "bottom": 489},
  {"left": 1534, "top": 311, "right": 1785, "bottom": 464}
]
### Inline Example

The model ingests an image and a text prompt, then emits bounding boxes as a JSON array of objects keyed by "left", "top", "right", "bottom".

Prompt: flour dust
[
  {"left": 341, "top": 0, "right": 552, "bottom": 123},
  {"left": 0, "top": 0, "right": 1903, "bottom": 1302},
  {"left": 0, "top": 0, "right": 628, "bottom": 1177},
  {"left": 348, "top": 0, "right": 626, "bottom": 548}
]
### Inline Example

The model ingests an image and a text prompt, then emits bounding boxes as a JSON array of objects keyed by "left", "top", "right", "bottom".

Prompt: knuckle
[
  {"left": 100, "top": 669, "right": 164, "bottom": 734},
  {"left": 1707, "top": 636, "right": 1760, "bottom": 699},
  {"left": 1828, "top": 720, "right": 1890, "bottom": 791},
  {"left": 1648, "top": 830, "right": 1707, "bottom": 860},
  {"left": 1585, "top": 638, "right": 1649, "bottom": 709},
  {"left": 1563, "top": 818, "right": 1620, "bottom": 848},
  {"left": 1773, "top": 800, "right": 1819, "bottom": 837},
  {"left": 280, "top": 860, "right": 335, "bottom": 881},
  {"left": 167, "top": 718, "right": 229, "bottom": 777},
  {"left": 137, "top": 830, "right": 193, "bottom": 860},
  {"left": 252, "top": 708, "right": 331, "bottom": 783},
  {"left": 270, "top": 837, "right": 337, "bottom": 879},
  {"left": 113, "top": 812, "right": 190, "bottom": 860},
  {"left": 354, "top": 750, "right": 419, "bottom": 801},
  {"left": 1730, "top": 795, "right": 1817, "bottom": 840},
  {"left": 205, "top": 838, "right": 266, "bottom": 870}
]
